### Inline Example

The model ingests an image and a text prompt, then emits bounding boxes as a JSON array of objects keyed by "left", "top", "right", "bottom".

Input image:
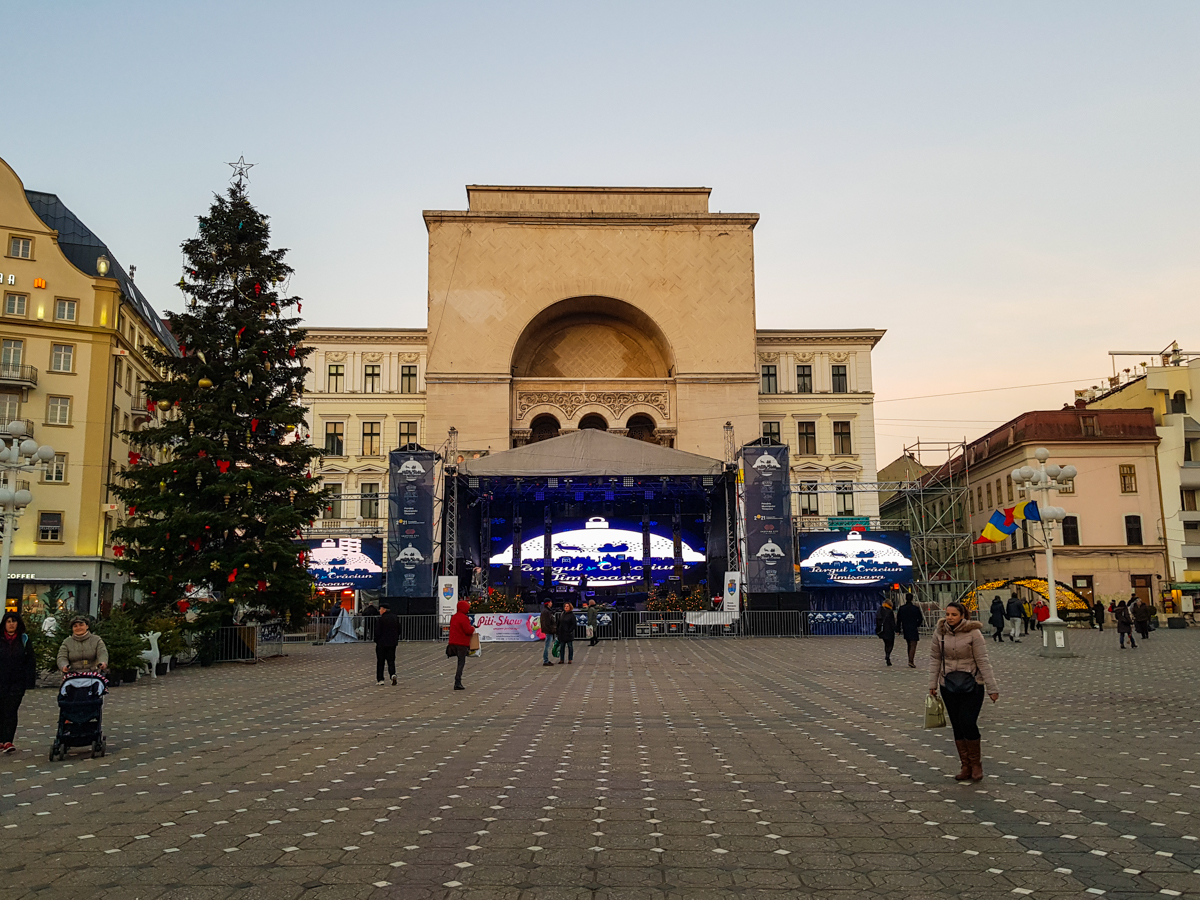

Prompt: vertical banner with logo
[
  {"left": 723, "top": 571, "right": 742, "bottom": 617},
  {"left": 387, "top": 448, "right": 438, "bottom": 597},
  {"left": 741, "top": 444, "right": 796, "bottom": 593},
  {"left": 437, "top": 576, "right": 459, "bottom": 624}
]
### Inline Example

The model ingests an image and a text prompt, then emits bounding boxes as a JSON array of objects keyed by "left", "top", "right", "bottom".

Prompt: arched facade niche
[
  {"left": 578, "top": 413, "right": 608, "bottom": 431},
  {"left": 626, "top": 414, "right": 656, "bottom": 442},
  {"left": 511, "top": 296, "right": 675, "bottom": 379},
  {"left": 528, "top": 414, "right": 561, "bottom": 444}
]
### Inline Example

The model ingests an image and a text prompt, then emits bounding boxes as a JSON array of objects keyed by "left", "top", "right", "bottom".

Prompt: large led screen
[
  {"left": 797, "top": 531, "right": 912, "bottom": 587},
  {"left": 305, "top": 537, "right": 384, "bottom": 591},
  {"left": 490, "top": 516, "right": 705, "bottom": 586}
]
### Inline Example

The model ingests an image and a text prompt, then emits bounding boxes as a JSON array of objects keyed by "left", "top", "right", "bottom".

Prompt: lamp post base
[{"left": 1038, "top": 619, "right": 1078, "bottom": 657}]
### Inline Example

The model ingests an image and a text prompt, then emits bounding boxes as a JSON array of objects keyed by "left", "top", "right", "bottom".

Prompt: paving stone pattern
[{"left": 2, "top": 628, "right": 1199, "bottom": 899}]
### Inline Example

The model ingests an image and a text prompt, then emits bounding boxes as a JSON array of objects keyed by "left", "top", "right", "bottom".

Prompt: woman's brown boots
[
  {"left": 954, "top": 740, "right": 984, "bottom": 781},
  {"left": 966, "top": 741, "right": 983, "bottom": 780},
  {"left": 954, "top": 740, "right": 971, "bottom": 780}
]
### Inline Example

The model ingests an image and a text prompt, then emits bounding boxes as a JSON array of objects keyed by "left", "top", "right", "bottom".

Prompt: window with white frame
[
  {"left": 360, "top": 482, "right": 380, "bottom": 519},
  {"left": 50, "top": 344, "right": 74, "bottom": 372},
  {"left": 835, "top": 480, "right": 854, "bottom": 514},
  {"left": 4, "top": 293, "right": 27, "bottom": 317},
  {"left": 798, "top": 480, "right": 819, "bottom": 515},
  {"left": 55, "top": 299, "right": 77, "bottom": 322},
  {"left": 43, "top": 453, "right": 67, "bottom": 483},
  {"left": 47, "top": 396, "right": 71, "bottom": 425}
]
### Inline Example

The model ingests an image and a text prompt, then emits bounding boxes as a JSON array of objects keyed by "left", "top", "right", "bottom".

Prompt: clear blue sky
[{"left": 6, "top": 1, "right": 1197, "bottom": 464}]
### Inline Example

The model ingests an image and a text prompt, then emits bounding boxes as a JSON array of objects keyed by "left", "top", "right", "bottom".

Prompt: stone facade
[{"left": 302, "top": 184, "right": 885, "bottom": 540}]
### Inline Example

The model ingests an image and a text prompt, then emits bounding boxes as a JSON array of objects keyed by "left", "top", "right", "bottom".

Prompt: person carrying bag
[{"left": 930, "top": 601, "right": 999, "bottom": 782}]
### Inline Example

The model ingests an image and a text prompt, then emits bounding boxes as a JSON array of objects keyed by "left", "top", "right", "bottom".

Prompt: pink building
[{"left": 965, "top": 407, "right": 1168, "bottom": 607}]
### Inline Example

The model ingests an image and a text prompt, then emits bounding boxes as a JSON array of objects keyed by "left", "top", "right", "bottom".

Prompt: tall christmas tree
[{"left": 112, "top": 171, "right": 327, "bottom": 623}]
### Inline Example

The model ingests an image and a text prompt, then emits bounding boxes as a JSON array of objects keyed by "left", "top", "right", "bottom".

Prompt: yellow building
[
  {"left": 0, "top": 156, "right": 176, "bottom": 617},
  {"left": 1085, "top": 347, "right": 1200, "bottom": 598}
]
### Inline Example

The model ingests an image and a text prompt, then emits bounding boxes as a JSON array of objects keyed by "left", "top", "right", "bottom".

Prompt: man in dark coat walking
[
  {"left": 374, "top": 605, "right": 400, "bottom": 685},
  {"left": 1130, "top": 594, "right": 1153, "bottom": 640},
  {"left": 1092, "top": 600, "right": 1105, "bottom": 631},
  {"left": 875, "top": 600, "right": 897, "bottom": 666},
  {"left": 539, "top": 601, "right": 556, "bottom": 667},
  {"left": 988, "top": 598, "right": 1006, "bottom": 642},
  {"left": 1005, "top": 592, "right": 1024, "bottom": 642},
  {"left": 896, "top": 595, "right": 924, "bottom": 668}
]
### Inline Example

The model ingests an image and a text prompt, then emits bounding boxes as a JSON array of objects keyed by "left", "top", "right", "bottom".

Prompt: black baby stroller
[{"left": 50, "top": 672, "right": 107, "bottom": 761}]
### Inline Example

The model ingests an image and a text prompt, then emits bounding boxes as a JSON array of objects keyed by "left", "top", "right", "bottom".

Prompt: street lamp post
[
  {"left": 1011, "top": 447, "right": 1077, "bottom": 657},
  {"left": 0, "top": 421, "right": 57, "bottom": 609}
]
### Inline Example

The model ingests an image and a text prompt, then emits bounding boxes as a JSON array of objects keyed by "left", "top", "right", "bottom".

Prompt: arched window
[
  {"left": 1061, "top": 515, "right": 1080, "bottom": 546},
  {"left": 626, "top": 414, "right": 656, "bottom": 442},
  {"left": 1171, "top": 391, "right": 1188, "bottom": 414},
  {"left": 529, "top": 414, "right": 560, "bottom": 444},
  {"left": 578, "top": 413, "right": 608, "bottom": 431}
]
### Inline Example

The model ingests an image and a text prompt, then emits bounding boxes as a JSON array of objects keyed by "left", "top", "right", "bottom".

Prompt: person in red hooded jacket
[{"left": 447, "top": 599, "right": 475, "bottom": 690}]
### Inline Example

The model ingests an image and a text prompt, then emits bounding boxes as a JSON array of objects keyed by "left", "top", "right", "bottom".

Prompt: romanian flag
[{"left": 974, "top": 501, "right": 1041, "bottom": 544}]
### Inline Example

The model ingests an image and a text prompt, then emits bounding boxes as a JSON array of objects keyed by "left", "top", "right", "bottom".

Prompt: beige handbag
[{"left": 924, "top": 694, "right": 947, "bottom": 729}]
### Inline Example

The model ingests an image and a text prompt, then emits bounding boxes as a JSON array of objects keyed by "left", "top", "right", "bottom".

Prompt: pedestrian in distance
[
  {"left": 1131, "top": 594, "right": 1152, "bottom": 641},
  {"left": 539, "top": 600, "right": 556, "bottom": 667},
  {"left": 988, "top": 597, "right": 1006, "bottom": 643},
  {"left": 1022, "top": 598, "right": 1034, "bottom": 635},
  {"left": 56, "top": 617, "right": 108, "bottom": 674},
  {"left": 1115, "top": 600, "right": 1137, "bottom": 649},
  {"left": 0, "top": 612, "right": 37, "bottom": 754},
  {"left": 446, "top": 600, "right": 475, "bottom": 690},
  {"left": 1034, "top": 599, "right": 1050, "bottom": 631},
  {"left": 930, "top": 601, "right": 999, "bottom": 782},
  {"left": 557, "top": 602, "right": 577, "bottom": 665},
  {"left": 896, "top": 594, "right": 924, "bottom": 668},
  {"left": 374, "top": 604, "right": 400, "bottom": 686},
  {"left": 1005, "top": 592, "right": 1023, "bottom": 643},
  {"left": 586, "top": 599, "right": 599, "bottom": 647},
  {"left": 875, "top": 599, "right": 897, "bottom": 666},
  {"left": 1092, "top": 600, "right": 1105, "bottom": 632}
]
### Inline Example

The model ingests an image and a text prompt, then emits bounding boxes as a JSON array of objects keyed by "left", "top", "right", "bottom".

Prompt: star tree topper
[{"left": 226, "top": 155, "right": 255, "bottom": 184}]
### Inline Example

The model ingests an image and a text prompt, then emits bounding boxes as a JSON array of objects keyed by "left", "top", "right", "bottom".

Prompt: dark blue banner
[
  {"left": 742, "top": 445, "right": 795, "bottom": 593},
  {"left": 305, "top": 537, "right": 383, "bottom": 591},
  {"left": 388, "top": 448, "right": 438, "bottom": 597},
  {"left": 797, "top": 531, "right": 913, "bottom": 587}
]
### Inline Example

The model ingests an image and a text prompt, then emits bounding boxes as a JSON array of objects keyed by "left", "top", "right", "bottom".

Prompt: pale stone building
[
  {"left": 0, "top": 156, "right": 176, "bottom": 616},
  {"left": 302, "top": 185, "right": 884, "bottom": 543},
  {"left": 1085, "top": 348, "right": 1200, "bottom": 601}
]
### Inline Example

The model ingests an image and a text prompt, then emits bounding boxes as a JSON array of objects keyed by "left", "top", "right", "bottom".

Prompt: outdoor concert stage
[{"left": 454, "top": 430, "right": 730, "bottom": 606}]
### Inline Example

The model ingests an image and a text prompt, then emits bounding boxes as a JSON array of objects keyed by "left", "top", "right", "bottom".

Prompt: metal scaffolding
[{"left": 897, "top": 440, "right": 976, "bottom": 608}]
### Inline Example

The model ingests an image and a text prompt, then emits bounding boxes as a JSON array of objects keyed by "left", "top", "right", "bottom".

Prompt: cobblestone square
[{"left": 2, "top": 628, "right": 1198, "bottom": 899}]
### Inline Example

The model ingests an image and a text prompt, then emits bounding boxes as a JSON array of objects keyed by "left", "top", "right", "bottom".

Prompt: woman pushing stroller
[{"left": 56, "top": 617, "right": 108, "bottom": 674}]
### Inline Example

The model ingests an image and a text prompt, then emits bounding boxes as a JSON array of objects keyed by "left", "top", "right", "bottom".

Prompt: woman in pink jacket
[{"left": 929, "top": 601, "right": 1000, "bottom": 781}]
